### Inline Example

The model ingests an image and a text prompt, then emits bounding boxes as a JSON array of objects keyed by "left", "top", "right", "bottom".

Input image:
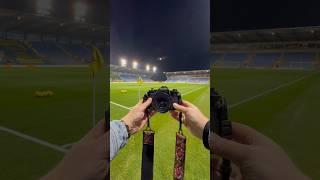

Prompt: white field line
[
  {"left": 62, "top": 143, "right": 75, "bottom": 148},
  {"left": 110, "top": 101, "right": 132, "bottom": 110},
  {"left": 182, "top": 86, "right": 207, "bottom": 96},
  {"left": 0, "top": 126, "right": 68, "bottom": 153},
  {"left": 229, "top": 74, "right": 312, "bottom": 109}
]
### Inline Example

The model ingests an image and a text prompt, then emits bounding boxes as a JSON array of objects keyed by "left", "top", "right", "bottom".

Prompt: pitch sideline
[
  {"left": 0, "top": 126, "right": 68, "bottom": 153},
  {"left": 229, "top": 73, "right": 312, "bottom": 109}
]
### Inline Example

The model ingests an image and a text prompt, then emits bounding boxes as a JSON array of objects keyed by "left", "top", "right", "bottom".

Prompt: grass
[
  {"left": 0, "top": 67, "right": 107, "bottom": 180},
  {"left": 110, "top": 82, "right": 210, "bottom": 180},
  {"left": 212, "top": 68, "right": 320, "bottom": 179},
  {"left": 1, "top": 67, "right": 319, "bottom": 179}
]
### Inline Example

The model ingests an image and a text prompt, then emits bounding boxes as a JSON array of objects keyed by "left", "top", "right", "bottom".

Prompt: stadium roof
[
  {"left": 212, "top": 26, "right": 320, "bottom": 44},
  {"left": 211, "top": 26, "right": 320, "bottom": 52},
  {"left": 0, "top": 8, "right": 108, "bottom": 43}
]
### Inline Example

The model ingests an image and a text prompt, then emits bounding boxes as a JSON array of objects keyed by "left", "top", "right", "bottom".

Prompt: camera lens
[{"left": 152, "top": 92, "right": 171, "bottom": 113}]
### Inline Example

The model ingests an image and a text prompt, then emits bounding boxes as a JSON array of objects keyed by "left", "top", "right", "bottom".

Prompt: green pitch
[
  {"left": 1, "top": 67, "right": 319, "bottom": 179},
  {"left": 212, "top": 68, "right": 320, "bottom": 179},
  {"left": 0, "top": 67, "right": 107, "bottom": 179},
  {"left": 110, "top": 82, "right": 210, "bottom": 180}
]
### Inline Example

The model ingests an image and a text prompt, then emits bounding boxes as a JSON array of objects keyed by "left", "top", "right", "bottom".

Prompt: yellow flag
[
  {"left": 90, "top": 46, "right": 104, "bottom": 74},
  {"left": 137, "top": 76, "right": 143, "bottom": 86}
]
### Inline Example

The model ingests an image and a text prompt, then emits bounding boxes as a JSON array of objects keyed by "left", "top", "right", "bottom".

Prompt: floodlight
[
  {"left": 74, "top": 2, "right": 87, "bottom": 21},
  {"left": 146, "top": 64, "right": 150, "bottom": 72},
  {"left": 37, "top": 0, "right": 52, "bottom": 15},
  {"left": 120, "top": 58, "right": 127, "bottom": 67},
  {"left": 153, "top": 66, "right": 157, "bottom": 73},
  {"left": 132, "top": 61, "right": 138, "bottom": 69}
]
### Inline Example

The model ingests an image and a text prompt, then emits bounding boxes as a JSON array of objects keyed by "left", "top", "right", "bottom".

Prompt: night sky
[
  {"left": 111, "top": 0, "right": 211, "bottom": 72},
  {"left": 111, "top": 0, "right": 320, "bottom": 72},
  {"left": 212, "top": 0, "right": 320, "bottom": 32}
]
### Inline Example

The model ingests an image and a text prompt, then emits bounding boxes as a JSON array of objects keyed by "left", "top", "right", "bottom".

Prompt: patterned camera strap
[
  {"left": 141, "top": 112, "right": 186, "bottom": 180},
  {"left": 141, "top": 110, "right": 155, "bottom": 180},
  {"left": 173, "top": 112, "right": 186, "bottom": 180}
]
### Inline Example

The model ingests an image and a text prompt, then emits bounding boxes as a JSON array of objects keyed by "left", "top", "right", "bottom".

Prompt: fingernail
[{"left": 173, "top": 103, "right": 178, "bottom": 107}]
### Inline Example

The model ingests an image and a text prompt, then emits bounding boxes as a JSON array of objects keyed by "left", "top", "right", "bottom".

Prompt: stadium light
[
  {"left": 120, "top": 58, "right": 127, "bottom": 67},
  {"left": 37, "top": 0, "right": 52, "bottom": 16},
  {"left": 146, "top": 64, "right": 150, "bottom": 72},
  {"left": 153, "top": 66, "right": 157, "bottom": 73},
  {"left": 74, "top": 1, "right": 87, "bottom": 22},
  {"left": 132, "top": 61, "right": 138, "bottom": 69}
]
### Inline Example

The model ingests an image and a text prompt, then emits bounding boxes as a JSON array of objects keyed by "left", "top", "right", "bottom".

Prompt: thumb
[
  {"left": 173, "top": 103, "right": 188, "bottom": 113},
  {"left": 211, "top": 134, "right": 249, "bottom": 164}
]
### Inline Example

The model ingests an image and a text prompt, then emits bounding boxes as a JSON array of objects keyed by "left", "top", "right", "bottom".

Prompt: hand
[
  {"left": 122, "top": 98, "right": 155, "bottom": 135},
  {"left": 41, "top": 120, "right": 108, "bottom": 180},
  {"left": 170, "top": 100, "right": 208, "bottom": 139},
  {"left": 211, "top": 122, "right": 310, "bottom": 180}
]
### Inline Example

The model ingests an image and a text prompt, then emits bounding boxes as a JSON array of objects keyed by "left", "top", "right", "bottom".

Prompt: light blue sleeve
[{"left": 110, "top": 120, "right": 129, "bottom": 160}]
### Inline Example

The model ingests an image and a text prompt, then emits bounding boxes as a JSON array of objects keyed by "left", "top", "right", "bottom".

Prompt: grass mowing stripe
[
  {"left": 0, "top": 126, "right": 67, "bottom": 153},
  {"left": 229, "top": 74, "right": 314, "bottom": 109}
]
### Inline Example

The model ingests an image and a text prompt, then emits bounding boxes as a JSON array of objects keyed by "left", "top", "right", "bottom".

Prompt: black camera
[{"left": 143, "top": 86, "right": 182, "bottom": 113}]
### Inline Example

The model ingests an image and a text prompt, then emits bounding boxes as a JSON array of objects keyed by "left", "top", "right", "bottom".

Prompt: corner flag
[
  {"left": 90, "top": 46, "right": 104, "bottom": 127},
  {"left": 90, "top": 46, "right": 104, "bottom": 74},
  {"left": 137, "top": 76, "right": 143, "bottom": 86}
]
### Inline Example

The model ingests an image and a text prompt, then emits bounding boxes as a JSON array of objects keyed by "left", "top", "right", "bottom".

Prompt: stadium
[
  {"left": 210, "top": 27, "right": 320, "bottom": 179},
  {"left": 110, "top": 24, "right": 320, "bottom": 180},
  {"left": 0, "top": 1, "right": 108, "bottom": 179},
  {"left": 110, "top": 61, "right": 210, "bottom": 179}
]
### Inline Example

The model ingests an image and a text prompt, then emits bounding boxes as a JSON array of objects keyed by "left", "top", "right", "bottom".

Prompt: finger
[
  {"left": 170, "top": 111, "right": 179, "bottom": 121},
  {"left": 173, "top": 103, "right": 188, "bottom": 113},
  {"left": 83, "top": 120, "right": 106, "bottom": 140},
  {"left": 211, "top": 133, "right": 249, "bottom": 164},
  {"left": 231, "top": 122, "right": 268, "bottom": 145},
  {"left": 98, "top": 131, "right": 108, "bottom": 160},
  {"left": 139, "top": 98, "right": 152, "bottom": 111},
  {"left": 181, "top": 100, "right": 195, "bottom": 108},
  {"left": 133, "top": 100, "right": 143, "bottom": 109}
]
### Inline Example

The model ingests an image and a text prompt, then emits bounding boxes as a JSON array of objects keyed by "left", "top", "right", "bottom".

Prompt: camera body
[{"left": 143, "top": 86, "right": 182, "bottom": 113}]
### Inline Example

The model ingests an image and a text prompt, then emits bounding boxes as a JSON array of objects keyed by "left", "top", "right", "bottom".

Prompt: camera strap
[
  {"left": 211, "top": 88, "right": 232, "bottom": 180},
  {"left": 141, "top": 110, "right": 155, "bottom": 180},
  {"left": 141, "top": 111, "right": 187, "bottom": 180},
  {"left": 173, "top": 112, "right": 186, "bottom": 180}
]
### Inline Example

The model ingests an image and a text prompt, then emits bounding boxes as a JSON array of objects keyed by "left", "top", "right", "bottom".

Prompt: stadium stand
[
  {"left": 31, "top": 41, "right": 79, "bottom": 65},
  {"left": 211, "top": 27, "right": 320, "bottom": 70},
  {"left": 110, "top": 64, "right": 153, "bottom": 82},
  {"left": 0, "top": 8, "right": 108, "bottom": 66},
  {"left": 110, "top": 64, "right": 210, "bottom": 83},
  {"left": 252, "top": 53, "right": 280, "bottom": 68},
  {"left": 165, "top": 70, "right": 209, "bottom": 83},
  {"left": 0, "top": 39, "right": 43, "bottom": 64}
]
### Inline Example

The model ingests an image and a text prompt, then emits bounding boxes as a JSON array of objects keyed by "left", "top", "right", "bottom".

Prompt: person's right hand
[
  {"left": 122, "top": 98, "right": 155, "bottom": 135},
  {"left": 211, "top": 122, "right": 310, "bottom": 180},
  {"left": 170, "top": 100, "right": 208, "bottom": 139}
]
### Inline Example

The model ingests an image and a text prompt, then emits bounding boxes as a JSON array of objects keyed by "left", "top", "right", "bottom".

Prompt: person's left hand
[
  {"left": 41, "top": 120, "right": 108, "bottom": 180},
  {"left": 122, "top": 98, "right": 156, "bottom": 135}
]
